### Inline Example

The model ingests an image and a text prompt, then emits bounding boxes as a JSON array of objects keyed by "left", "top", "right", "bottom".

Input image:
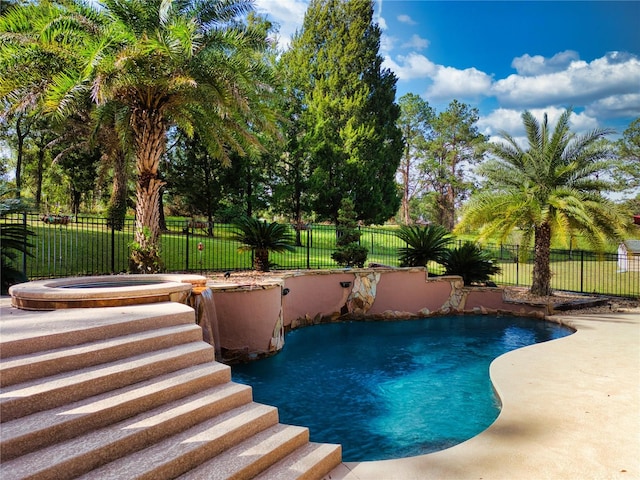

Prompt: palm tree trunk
[
  {"left": 254, "top": 248, "right": 270, "bottom": 272},
  {"left": 130, "top": 108, "right": 166, "bottom": 273},
  {"left": 531, "top": 222, "right": 552, "bottom": 296}
]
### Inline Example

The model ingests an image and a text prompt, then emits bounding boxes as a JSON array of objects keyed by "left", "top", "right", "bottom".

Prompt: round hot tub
[{"left": 9, "top": 274, "right": 207, "bottom": 310}]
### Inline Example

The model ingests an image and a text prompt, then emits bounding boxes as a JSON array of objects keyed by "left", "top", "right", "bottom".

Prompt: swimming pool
[{"left": 232, "top": 315, "right": 573, "bottom": 461}]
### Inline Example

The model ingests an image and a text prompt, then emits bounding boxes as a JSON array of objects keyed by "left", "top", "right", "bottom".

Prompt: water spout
[{"left": 193, "top": 287, "right": 222, "bottom": 361}]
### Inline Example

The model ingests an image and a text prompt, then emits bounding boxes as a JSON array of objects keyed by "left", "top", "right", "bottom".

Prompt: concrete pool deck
[{"left": 326, "top": 311, "right": 640, "bottom": 480}]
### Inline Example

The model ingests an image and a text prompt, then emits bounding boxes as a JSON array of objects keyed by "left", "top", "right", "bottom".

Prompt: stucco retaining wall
[
  {"left": 207, "top": 269, "right": 548, "bottom": 363},
  {"left": 282, "top": 272, "right": 355, "bottom": 327},
  {"left": 212, "top": 284, "right": 284, "bottom": 361}
]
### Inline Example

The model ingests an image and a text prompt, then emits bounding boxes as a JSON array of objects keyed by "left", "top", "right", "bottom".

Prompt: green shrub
[
  {"left": 1, "top": 184, "right": 34, "bottom": 293},
  {"left": 441, "top": 242, "right": 501, "bottom": 285},
  {"left": 395, "top": 224, "right": 452, "bottom": 267},
  {"left": 232, "top": 217, "right": 295, "bottom": 272},
  {"left": 332, "top": 199, "right": 368, "bottom": 268}
]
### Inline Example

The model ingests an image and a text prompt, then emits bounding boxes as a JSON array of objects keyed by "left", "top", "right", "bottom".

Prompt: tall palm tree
[
  {"left": 456, "top": 108, "right": 629, "bottom": 296},
  {"left": 1, "top": 0, "right": 277, "bottom": 271}
]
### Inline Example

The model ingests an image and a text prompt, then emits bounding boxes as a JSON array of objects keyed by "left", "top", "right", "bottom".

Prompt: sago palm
[
  {"left": 456, "top": 108, "right": 629, "bottom": 296},
  {"left": 395, "top": 224, "right": 452, "bottom": 268},
  {"left": 441, "top": 242, "right": 500, "bottom": 286},
  {"left": 232, "top": 217, "right": 295, "bottom": 272}
]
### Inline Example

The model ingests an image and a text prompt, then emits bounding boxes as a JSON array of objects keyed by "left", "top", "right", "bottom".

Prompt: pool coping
[{"left": 325, "top": 311, "right": 640, "bottom": 479}]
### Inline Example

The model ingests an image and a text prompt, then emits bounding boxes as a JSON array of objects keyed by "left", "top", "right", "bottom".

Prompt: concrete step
[
  {"left": 254, "top": 442, "right": 343, "bottom": 480},
  {"left": 74, "top": 402, "right": 279, "bottom": 480},
  {"left": 177, "top": 423, "right": 311, "bottom": 480},
  {"left": 0, "top": 342, "right": 214, "bottom": 422},
  {"left": 0, "top": 362, "right": 231, "bottom": 461},
  {"left": 0, "top": 323, "right": 204, "bottom": 387},
  {"left": 0, "top": 302, "right": 195, "bottom": 358},
  {"left": 0, "top": 300, "right": 343, "bottom": 479},
  {"left": 0, "top": 383, "right": 256, "bottom": 480}
]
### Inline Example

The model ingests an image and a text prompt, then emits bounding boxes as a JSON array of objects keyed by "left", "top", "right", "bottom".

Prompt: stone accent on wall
[
  {"left": 269, "top": 306, "right": 285, "bottom": 352},
  {"left": 347, "top": 271, "right": 381, "bottom": 316},
  {"left": 439, "top": 276, "right": 465, "bottom": 313}
]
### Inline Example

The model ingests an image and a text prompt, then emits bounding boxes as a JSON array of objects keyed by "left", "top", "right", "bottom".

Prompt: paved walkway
[{"left": 326, "top": 312, "right": 640, "bottom": 480}]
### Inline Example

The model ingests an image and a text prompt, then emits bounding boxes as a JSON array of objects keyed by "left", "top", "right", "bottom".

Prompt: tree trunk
[
  {"left": 245, "top": 163, "right": 253, "bottom": 217},
  {"left": 158, "top": 186, "right": 167, "bottom": 231},
  {"left": 401, "top": 138, "right": 412, "bottom": 225},
  {"left": 71, "top": 187, "right": 81, "bottom": 218},
  {"left": 401, "top": 174, "right": 410, "bottom": 224},
  {"left": 14, "top": 115, "right": 30, "bottom": 198},
  {"left": 254, "top": 248, "right": 270, "bottom": 272},
  {"left": 443, "top": 185, "right": 456, "bottom": 231},
  {"left": 35, "top": 147, "right": 45, "bottom": 210},
  {"left": 107, "top": 149, "right": 127, "bottom": 230},
  {"left": 531, "top": 222, "right": 552, "bottom": 296},
  {"left": 129, "top": 108, "right": 166, "bottom": 273},
  {"left": 293, "top": 162, "right": 303, "bottom": 246}
]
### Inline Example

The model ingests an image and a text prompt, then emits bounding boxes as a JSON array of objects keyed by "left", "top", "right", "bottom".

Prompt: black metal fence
[{"left": 3, "top": 213, "right": 639, "bottom": 298}]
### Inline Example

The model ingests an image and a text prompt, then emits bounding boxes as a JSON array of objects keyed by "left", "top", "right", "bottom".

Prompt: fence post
[
  {"left": 515, "top": 244, "right": 519, "bottom": 286},
  {"left": 306, "top": 228, "right": 310, "bottom": 269},
  {"left": 111, "top": 226, "right": 115, "bottom": 274},
  {"left": 22, "top": 212, "right": 28, "bottom": 277},
  {"left": 580, "top": 250, "right": 584, "bottom": 293},
  {"left": 185, "top": 228, "right": 190, "bottom": 271}
]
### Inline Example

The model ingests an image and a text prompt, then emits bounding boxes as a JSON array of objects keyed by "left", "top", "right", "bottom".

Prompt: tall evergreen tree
[
  {"left": 271, "top": 55, "right": 311, "bottom": 244},
  {"left": 423, "top": 100, "right": 487, "bottom": 230},
  {"left": 283, "top": 0, "right": 402, "bottom": 224},
  {"left": 396, "top": 93, "right": 434, "bottom": 224}
]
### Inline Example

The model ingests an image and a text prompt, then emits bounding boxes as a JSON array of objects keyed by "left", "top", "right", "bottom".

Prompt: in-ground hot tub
[{"left": 9, "top": 274, "right": 207, "bottom": 310}]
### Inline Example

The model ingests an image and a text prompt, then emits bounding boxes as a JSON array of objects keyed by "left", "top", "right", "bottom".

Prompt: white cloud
[
  {"left": 479, "top": 107, "right": 600, "bottom": 140},
  {"left": 493, "top": 52, "right": 640, "bottom": 109},
  {"left": 511, "top": 50, "right": 580, "bottom": 76},
  {"left": 397, "top": 14, "right": 417, "bottom": 25},
  {"left": 402, "top": 34, "right": 429, "bottom": 51},
  {"left": 383, "top": 53, "right": 437, "bottom": 80},
  {"left": 426, "top": 66, "right": 493, "bottom": 100},
  {"left": 477, "top": 108, "right": 524, "bottom": 136},
  {"left": 374, "top": 0, "right": 387, "bottom": 30},
  {"left": 254, "top": 0, "right": 307, "bottom": 49},
  {"left": 585, "top": 93, "right": 640, "bottom": 120},
  {"left": 380, "top": 33, "right": 396, "bottom": 56}
]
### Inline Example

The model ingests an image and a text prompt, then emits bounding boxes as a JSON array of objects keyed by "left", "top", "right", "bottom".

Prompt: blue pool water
[{"left": 231, "top": 315, "right": 572, "bottom": 461}]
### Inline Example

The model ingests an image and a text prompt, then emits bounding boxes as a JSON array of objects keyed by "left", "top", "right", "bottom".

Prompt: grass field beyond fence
[{"left": 3, "top": 214, "right": 638, "bottom": 298}]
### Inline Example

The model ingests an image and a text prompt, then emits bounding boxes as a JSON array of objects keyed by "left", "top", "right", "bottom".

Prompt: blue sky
[{"left": 255, "top": 0, "right": 640, "bottom": 140}]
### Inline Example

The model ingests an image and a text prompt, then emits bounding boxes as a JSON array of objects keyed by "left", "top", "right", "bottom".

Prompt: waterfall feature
[{"left": 193, "top": 287, "right": 222, "bottom": 361}]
